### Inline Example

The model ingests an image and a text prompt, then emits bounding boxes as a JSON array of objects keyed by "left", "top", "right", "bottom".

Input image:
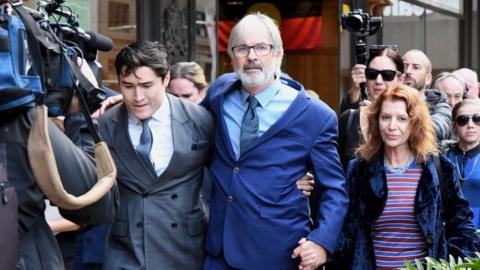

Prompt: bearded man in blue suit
[{"left": 202, "top": 13, "right": 348, "bottom": 270}]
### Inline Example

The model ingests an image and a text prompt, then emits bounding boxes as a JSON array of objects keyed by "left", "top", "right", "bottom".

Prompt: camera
[
  {"left": 340, "top": 9, "right": 383, "bottom": 100},
  {"left": 341, "top": 9, "right": 382, "bottom": 36},
  {"left": 7, "top": 0, "right": 113, "bottom": 116}
]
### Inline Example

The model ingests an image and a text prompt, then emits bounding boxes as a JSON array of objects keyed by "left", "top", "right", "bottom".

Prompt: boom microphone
[{"left": 84, "top": 31, "right": 113, "bottom": 52}]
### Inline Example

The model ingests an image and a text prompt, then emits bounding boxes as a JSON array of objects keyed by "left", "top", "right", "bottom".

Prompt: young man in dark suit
[{"left": 99, "top": 41, "right": 213, "bottom": 269}]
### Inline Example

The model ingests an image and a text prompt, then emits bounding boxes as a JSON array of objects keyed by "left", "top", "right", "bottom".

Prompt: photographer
[
  {"left": 0, "top": 3, "right": 118, "bottom": 268},
  {"left": 1, "top": 93, "right": 118, "bottom": 270}
]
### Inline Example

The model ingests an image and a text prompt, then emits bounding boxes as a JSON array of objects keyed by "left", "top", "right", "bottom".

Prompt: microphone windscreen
[{"left": 85, "top": 31, "right": 113, "bottom": 52}]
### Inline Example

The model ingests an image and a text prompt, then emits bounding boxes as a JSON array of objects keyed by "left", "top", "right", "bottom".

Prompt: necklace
[
  {"left": 384, "top": 155, "right": 415, "bottom": 175},
  {"left": 454, "top": 153, "right": 479, "bottom": 181}
]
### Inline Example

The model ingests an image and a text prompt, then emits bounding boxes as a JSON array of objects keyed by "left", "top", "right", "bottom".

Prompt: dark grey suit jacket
[{"left": 100, "top": 94, "right": 213, "bottom": 270}]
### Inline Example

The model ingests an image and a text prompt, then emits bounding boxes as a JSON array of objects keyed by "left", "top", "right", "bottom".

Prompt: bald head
[{"left": 402, "top": 49, "right": 433, "bottom": 92}]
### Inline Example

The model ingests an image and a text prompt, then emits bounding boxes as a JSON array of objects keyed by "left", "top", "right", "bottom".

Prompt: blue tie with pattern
[
  {"left": 136, "top": 118, "right": 155, "bottom": 173},
  {"left": 240, "top": 95, "right": 259, "bottom": 154}
]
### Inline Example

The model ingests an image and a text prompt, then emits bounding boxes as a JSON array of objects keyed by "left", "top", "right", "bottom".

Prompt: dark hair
[
  {"left": 115, "top": 41, "right": 170, "bottom": 80},
  {"left": 366, "top": 48, "right": 404, "bottom": 73},
  {"left": 452, "top": 99, "right": 480, "bottom": 120}
]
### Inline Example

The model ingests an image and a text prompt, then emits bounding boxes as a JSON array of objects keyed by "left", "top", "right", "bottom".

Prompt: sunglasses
[
  {"left": 455, "top": 114, "right": 480, "bottom": 126},
  {"left": 365, "top": 68, "right": 399, "bottom": 81}
]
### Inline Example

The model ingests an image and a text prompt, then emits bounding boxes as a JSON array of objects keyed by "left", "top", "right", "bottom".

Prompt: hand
[
  {"left": 292, "top": 238, "right": 327, "bottom": 270},
  {"left": 359, "top": 99, "right": 371, "bottom": 107},
  {"left": 466, "top": 83, "right": 480, "bottom": 99},
  {"left": 296, "top": 173, "right": 314, "bottom": 197},
  {"left": 92, "top": 95, "right": 123, "bottom": 118},
  {"left": 348, "top": 64, "right": 367, "bottom": 104},
  {"left": 351, "top": 64, "right": 367, "bottom": 89}
]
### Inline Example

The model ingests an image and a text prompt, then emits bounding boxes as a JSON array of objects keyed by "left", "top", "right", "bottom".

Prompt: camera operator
[
  {"left": 340, "top": 49, "right": 452, "bottom": 141},
  {"left": 0, "top": 58, "right": 118, "bottom": 269}
]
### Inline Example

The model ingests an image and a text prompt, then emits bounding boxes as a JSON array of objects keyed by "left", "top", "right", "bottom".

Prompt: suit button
[
  {"left": 171, "top": 223, "right": 178, "bottom": 228},
  {"left": 233, "top": 167, "right": 240, "bottom": 173},
  {"left": 136, "top": 222, "right": 143, "bottom": 228},
  {"left": 142, "top": 192, "right": 149, "bottom": 197},
  {"left": 227, "top": 196, "right": 234, "bottom": 202},
  {"left": 171, "top": 194, "right": 178, "bottom": 200}
]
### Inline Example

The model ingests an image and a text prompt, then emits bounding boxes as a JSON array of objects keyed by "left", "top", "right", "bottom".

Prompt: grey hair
[
  {"left": 453, "top": 68, "right": 478, "bottom": 82},
  {"left": 227, "top": 13, "right": 284, "bottom": 59},
  {"left": 432, "top": 71, "right": 466, "bottom": 91}
]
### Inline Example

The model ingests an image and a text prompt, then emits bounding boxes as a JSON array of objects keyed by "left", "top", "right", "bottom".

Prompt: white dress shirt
[{"left": 128, "top": 96, "right": 173, "bottom": 176}]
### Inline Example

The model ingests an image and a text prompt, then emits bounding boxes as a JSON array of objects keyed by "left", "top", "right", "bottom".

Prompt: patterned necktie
[
  {"left": 136, "top": 118, "right": 155, "bottom": 173},
  {"left": 240, "top": 95, "right": 259, "bottom": 154}
]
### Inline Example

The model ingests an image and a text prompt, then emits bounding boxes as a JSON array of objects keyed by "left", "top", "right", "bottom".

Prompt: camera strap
[
  {"left": 62, "top": 53, "right": 102, "bottom": 143},
  {"left": 12, "top": 3, "right": 102, "bottom": 143}
]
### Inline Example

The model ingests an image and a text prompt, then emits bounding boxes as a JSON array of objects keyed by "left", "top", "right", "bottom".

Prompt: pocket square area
[{"left": 191, "top": 140, "right": 208, "bottom": 150}]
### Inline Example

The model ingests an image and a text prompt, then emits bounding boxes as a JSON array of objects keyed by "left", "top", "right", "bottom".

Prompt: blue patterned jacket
[{"left": 332, "top": 154, "right": 479, "bottom": 269}]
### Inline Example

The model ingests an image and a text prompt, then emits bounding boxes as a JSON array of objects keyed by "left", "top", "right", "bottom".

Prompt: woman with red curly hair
[{"left": 332, "top": 84, "right": 479, "bottom": 269}]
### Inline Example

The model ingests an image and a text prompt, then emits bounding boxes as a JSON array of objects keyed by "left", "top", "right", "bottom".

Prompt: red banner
[{"left": 218, "top": 16, "right": 323, "bottom": 52}]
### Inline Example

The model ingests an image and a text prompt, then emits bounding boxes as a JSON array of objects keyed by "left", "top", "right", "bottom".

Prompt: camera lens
[{"left": 343, "top": 14, "right": 364, "bottom": 32}]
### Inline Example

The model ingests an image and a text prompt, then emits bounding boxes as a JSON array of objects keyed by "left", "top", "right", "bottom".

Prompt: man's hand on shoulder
[
  {"left": 92, "top": 95, "right": 124, "bottom": 118},
  {"left": 292, "top": 237, "right": 327, "bottom": 270}
]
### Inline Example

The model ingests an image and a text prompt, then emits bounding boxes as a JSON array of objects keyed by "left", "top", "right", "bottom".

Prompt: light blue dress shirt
[{"left": 223, "top": 78, "right": 298, "bottom": 159}]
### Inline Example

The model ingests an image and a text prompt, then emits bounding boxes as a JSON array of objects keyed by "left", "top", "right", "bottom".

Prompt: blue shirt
[{"left": 223, "top": 78, "right": 298, "bottom": 159}]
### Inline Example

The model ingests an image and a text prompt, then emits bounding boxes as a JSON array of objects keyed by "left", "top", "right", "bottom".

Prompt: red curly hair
[{"left": 356, "top": 84, "right": 438, "bottom": 163}]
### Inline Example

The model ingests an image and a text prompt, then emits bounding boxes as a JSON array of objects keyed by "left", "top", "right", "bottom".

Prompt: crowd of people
[{"left": 3, "top": 10, "right": 480, "bottom": 270}]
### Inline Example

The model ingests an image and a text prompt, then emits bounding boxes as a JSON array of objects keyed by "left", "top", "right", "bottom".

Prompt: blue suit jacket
[{"left": 203, "top": 73, "right": 348, "bottom": 269}]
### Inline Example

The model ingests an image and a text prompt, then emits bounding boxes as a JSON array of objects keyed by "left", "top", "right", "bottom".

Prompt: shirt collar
[
  {"left": 240, "top": 78, "right": 281, "bottom": 108},
  {"left": 453, "top": 143, "right": 480, "bottom": 157}
]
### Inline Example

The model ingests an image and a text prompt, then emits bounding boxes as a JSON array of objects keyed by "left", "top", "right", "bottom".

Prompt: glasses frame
[
  {"left": 365, "top": 68, "right": 400, "bottom": 82},
  {"left": 455, "top": 114, "right": 480, "bottom": 127},
  {"left": 231, "top": 44, "right": 274, "bottom": 57}
]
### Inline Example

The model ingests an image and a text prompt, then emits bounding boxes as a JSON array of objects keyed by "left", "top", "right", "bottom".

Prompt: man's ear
[
  {"left": 163, "top": 71, "right": 171, "bottom": 87},
  {"left": 425, "top": 73, "right": 433, "bottom": 88}
]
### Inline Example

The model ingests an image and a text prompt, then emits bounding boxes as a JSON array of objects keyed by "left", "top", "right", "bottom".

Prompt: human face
[
  {"left": 366, "top": 56, "right": 402, "bottom": 101},
  {"left": 402, "top": 51, "right": 432, "bottom": 91},
  {"left": 119, "top": 66, "right": 169, "bottom": 120},
  {"left": 168, "top": 78, "right": 204, "bottom": 104},
  {"left": 231, "top": 24, "right": 282, "bottom": 94},
  {"left": 436, "top": 77, "right": 464, "bottom": 108},
  {"left": 379, "top": 99, "right": 411, "bottom": 152},
  {"left": 454, "top": 104, "right": 480, "bottom": 148}
]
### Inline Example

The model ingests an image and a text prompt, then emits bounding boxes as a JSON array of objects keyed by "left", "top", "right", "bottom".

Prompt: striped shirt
[{"left": 373, "top": 164, "right": 427, "bottom": 269}]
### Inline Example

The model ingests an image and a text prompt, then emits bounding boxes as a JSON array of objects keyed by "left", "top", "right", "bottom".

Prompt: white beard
[{"left": 236, "top": 63, "right": 277, "bottom": 88}]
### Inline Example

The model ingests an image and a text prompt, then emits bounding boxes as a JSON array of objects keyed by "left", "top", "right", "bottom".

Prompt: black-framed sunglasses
[
  {"left": 365, "top": 68, "right": 400, "bottom": 82},
  {"left": 455, "top": 114, "right": 480, "bottom": 126}
]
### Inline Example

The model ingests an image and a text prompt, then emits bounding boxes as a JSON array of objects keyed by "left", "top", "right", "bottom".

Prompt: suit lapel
[
  {"left": 110, "top": 105, "right": 155, "bottom": 188},
  {"left": 147, "top": 94, "right": 190, "bottom": 191},
  {"left": 215, "top": 80, "right": 241, "bottom": 162}
]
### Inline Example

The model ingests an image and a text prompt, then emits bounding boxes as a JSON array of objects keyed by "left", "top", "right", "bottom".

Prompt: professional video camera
[
  {"left": 341, "top": 9, "right": 382, "bottom": 100},
  {"left": 3, "top": 0, "right": 113, "bottom": 116},
  {"left": 0, "top": 0, "right": 117, "bottom": 214}
]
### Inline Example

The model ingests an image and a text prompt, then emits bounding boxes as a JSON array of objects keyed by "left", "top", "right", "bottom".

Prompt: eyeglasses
[
  {"left": 455, "top": 114, "right": 480, "bottom": 126},
  {"left": 231, "top": 44, "right": 274, "bottom": 57},
  {"left": 365, "top": 68, "right": 400, "bottom": 81}
]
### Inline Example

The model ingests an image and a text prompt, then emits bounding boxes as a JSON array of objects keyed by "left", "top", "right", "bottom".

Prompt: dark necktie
[
  {"left": 136, "top": 118, "right": 155, "bottom": 173},
  {"left": 240, "top": 95, "right": 259, "bottom": 154}
]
